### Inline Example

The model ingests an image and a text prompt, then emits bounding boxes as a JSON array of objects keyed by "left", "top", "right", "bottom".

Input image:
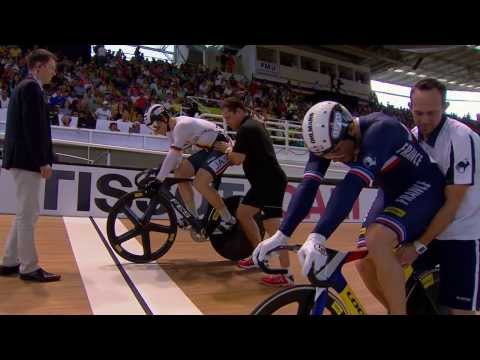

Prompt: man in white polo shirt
[
  {"left": 357, "top": 78, "right": 480, "bottom": 315},
  {"left": 402, "top": 78, "right": 480, "bottom": 314}
]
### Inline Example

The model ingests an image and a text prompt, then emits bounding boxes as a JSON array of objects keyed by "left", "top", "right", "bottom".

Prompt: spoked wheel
[
  {"left": 106, "top": 190, "right": 178, "bottom": 263},
  {"left": 251, "top": 286, "right": 349, "bottom": 315}
]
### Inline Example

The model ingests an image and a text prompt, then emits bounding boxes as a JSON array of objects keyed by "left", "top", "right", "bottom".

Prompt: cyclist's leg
[
  {"left": 176, "top": 152, "right": 207, "bottom": 217},
  {"left": 193, "top": 151, "right": 234, "bottom": 223},
  {"left": 368, "top": 180, "right": 445, "bottom": 314},
  {"left": 194, "top": 169, "right": 233, "bottom": 221},
  {"left": 355, "top": 189, "right": 388, "bottom": 308},
  {"left": 357, "top": 189, "right": 385, "bottom": 249},
  {"left": 366, "top": 223, "right": 406, "bottom": 314},
  {"left": 356, "top": 255, "right": 388, "bottom": 310}
]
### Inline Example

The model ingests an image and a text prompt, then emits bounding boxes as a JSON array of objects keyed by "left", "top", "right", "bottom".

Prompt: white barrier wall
[{"left": 0, "top": 163, "right": 378, "bottom": 223}]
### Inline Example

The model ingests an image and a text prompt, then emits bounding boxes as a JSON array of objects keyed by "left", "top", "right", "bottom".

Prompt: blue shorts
[
  {"left": 414, "top": 239, "right": 480, "bottom": 311},
  {"left": 358, "top": 180, "right": 445, "bottom": 246},
  {"left": 188, "top": 150, "right": 231, "bottom": 178}
]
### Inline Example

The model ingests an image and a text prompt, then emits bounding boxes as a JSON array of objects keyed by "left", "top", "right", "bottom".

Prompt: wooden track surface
[{"left": 0, "top": 215, "right": 386, "bottom": 315}]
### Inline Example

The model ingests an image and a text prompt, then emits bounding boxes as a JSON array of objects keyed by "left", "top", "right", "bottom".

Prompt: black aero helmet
[{"left": 182, "top": 98, "right": 199, "bottom": 117}]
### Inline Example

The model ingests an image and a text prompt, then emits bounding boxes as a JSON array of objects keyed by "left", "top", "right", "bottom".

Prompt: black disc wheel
[
  {"left": 106, "top": 190, "right": 178, "bottom": 263},
  {"left": 206, "top": 195, "right": 265, "bottom": 261}
]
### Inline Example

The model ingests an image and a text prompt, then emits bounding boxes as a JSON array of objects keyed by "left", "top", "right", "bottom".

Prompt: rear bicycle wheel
[
  {"left": 206, "top": 195, "right": 265, "bottom": 261},
  {"left": 406, "top": 267, "right": 447, "bottom": 314},
  {"left": 251, "top": 286, "right": 350, "bottom": 315},
  {"left": 106, "top": 190, "right": 178, "bottom": 263}
]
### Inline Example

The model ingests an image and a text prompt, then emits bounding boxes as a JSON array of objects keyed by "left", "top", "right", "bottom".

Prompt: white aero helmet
[
  {"left": 302, "top": 101, "right": 354, "bottom": 155},
  {"left": 144, "top": 104, "right": 170, "bottom": 126}
]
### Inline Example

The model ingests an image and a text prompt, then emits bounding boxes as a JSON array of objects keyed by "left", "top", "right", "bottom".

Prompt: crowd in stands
[{"left": 0, "top": 45, "right": 476, "bottom": 140}]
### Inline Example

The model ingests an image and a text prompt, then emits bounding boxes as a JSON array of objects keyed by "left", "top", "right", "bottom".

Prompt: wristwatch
[{"left": 413, "top": 241, "right": 428, "bottom": 255}]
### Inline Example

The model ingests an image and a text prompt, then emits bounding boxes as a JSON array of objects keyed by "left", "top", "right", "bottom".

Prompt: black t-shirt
[{"left": 233, "top": 116, "right": 287, "bottom": 188}]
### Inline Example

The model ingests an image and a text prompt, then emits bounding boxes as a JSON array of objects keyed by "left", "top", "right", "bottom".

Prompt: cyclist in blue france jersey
[{"left": 253, "top": 101, "right": 446, "bottom": 314}]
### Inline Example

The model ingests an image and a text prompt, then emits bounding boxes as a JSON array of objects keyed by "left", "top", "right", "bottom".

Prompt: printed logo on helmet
[
  {"left": 307, "top": 112, "right": 315, "bottom": 144},
  {"left": 332, "top": 111, "right": 343, "bottom": 140}
]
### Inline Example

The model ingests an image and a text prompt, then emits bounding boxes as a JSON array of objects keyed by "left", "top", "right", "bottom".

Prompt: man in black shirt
[{"left": 215, "top": 97, "right": 293, "bottom": 286}]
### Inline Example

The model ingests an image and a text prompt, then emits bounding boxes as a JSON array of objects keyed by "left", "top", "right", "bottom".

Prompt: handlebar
[
  {"left": 257, "top": 244, "right": 302, "bottom": 275},
  {"left": 257, "top": 244, "right": 368, "bottom": 288},
  {"left": 135, "top": 168, "right": 193, "bottom": 192}
]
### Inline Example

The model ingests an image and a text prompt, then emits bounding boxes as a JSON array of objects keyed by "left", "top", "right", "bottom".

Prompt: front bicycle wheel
[
  {"left": 106, "top": 190, "right": 178, "bottom": 263},
  {"left": 251, "top": 286, "right": 349, "bottom": 315}
]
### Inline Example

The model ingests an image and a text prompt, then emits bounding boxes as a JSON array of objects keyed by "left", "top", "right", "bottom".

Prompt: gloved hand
[
  {"left": 297, "top": 233, "right": 328, "bottom": 279},
  {"left": 252, "top": 231, "right": 290, "bottom": 267}
]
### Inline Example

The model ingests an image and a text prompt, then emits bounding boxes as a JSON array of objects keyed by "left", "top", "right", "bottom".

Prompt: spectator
[
  {"left": 61, "top": 115, "right": 72, "bottom": 127},
  {"left": 59, "top": 101, "right": 72, "bottom": 116},
  {"left": 129, "top": 121, "right": 141, "bottom": 133},
  {"left": 47, "top": 104, "right": 59, "bottom": 125},
  {"left": 49, "top": 88, "right": 66, "bottom": 108},
  {"left": 95, "top": 100, "right": 112, "bottom": 121},
  {"left": 121, "top": 110, "right": 131, "bottom": 122},
  {"left": 0, "top": 89, "right": 9, "bottom": 108},
  {"left": 220, "top": 52, "right": 228, "bottom": 72},
  {"left": 226, "top": 54, "right": 236, "bottom": 73},
  {"left": 95, "top": 45, "right": 106, "bottom": 67},
  {"left": 77, "top": 109, "right": 96, "bottom": 129},
  {"left": 109, "top": 122, "right": 120, "bottom": 132}
]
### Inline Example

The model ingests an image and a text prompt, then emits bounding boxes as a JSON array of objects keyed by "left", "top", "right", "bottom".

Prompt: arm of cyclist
[
  {"left": 297, "top": 172, "right": 365, "bottom": 277},
  {"left": 156, "top": 122, "right": 191, "bottom": 182},
  {"left": 156, "top": 147, "right": 183, "bottom": 181}
]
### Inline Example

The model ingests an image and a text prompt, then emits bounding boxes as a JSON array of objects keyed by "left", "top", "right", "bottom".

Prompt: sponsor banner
[
  {"left": 0, "top": 163, "right": 378, "bottom": 222},
  {"left": 256, "top": 61, "right": 279, "bottom": 75}
]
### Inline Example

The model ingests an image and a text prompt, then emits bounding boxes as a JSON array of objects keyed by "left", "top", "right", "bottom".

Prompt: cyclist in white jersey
[{"left": 145, "top": 104, "right": 236, "bottom": 236}]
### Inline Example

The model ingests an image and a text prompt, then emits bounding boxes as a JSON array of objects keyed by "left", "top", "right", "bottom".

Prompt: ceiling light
[
  {"left": 407, "top": 72, "right": 416, "bottom": 75},
  {"left": 438, "top": 79, "right": 447, "bottom": 82},
  {"left": 448, "top": 81, "right": 457, "bottom": 84},
  {"left": 418, "top": 74, "right": 427, "bottom": 78},
  {"left": 394, "top": 69, "right": 404, "bottom": 73}
]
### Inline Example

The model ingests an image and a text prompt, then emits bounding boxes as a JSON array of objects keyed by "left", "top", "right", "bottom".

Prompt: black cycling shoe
[{"left": 211, "top": 218, "right": 237, "bottom": 236}]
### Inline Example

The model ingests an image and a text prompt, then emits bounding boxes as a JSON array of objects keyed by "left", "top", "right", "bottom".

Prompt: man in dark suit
[{"left": 0, "top": 49, "right": 61, "bottom": 282}]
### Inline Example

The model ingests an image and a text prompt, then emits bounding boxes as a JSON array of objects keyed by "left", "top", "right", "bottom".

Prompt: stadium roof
[{"left": 299, "top": 45, "right": 480, "bottom": 92}]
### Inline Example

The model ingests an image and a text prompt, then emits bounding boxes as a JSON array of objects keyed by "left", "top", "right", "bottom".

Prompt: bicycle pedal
[
  {"left": 177, "top": 219, "right": 191, "bottom": 229},
  {"left": 190, "top": 228, "right": 208, "bottom": 243}
]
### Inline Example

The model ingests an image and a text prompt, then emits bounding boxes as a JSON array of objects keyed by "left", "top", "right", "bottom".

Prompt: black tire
[
  {"left": 251, "top": 286, "right": 349, "bottom": 315},
  {"left": 406, "top": 267, "right": 446, "bottom": 314},
  {"left": 206, "top": 195, "right": 265, "bottom": 261},
  {"left": 106, "top": 190, "right": 178, "bottom": 263}
]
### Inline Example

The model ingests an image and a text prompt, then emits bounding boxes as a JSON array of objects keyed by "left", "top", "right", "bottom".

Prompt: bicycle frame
[
  {"left": 258, "top": 244, "right": 434, "bottom": 315},
  {"left": 310, "top": 264, "right": 420, "bottom": 315},
  {"left": 135, "top": 167, "right": 222, "bottom": 231}
]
